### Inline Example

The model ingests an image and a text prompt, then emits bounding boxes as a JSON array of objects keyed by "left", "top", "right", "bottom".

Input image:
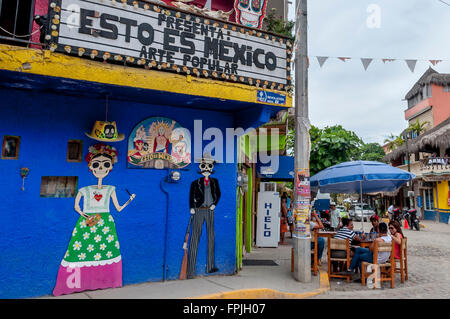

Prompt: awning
[{"left": 256, "top": 156, "right": 294, "bottom": 181}]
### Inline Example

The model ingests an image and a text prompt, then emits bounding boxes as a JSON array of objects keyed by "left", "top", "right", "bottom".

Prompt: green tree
[
  {"left": 309, "top": 125, "right": 363, "bottom": 175},
  {"left": 358, "top": 142, "right": 386, "bottom": 161},
  {"left": 384, "top": 133, "right": 404, "bottom": 151},
  {"left": 263, "top": 8, "right": 295, "bottom": 41},
  {"left": 407, "top": 119, "right": 430, "bottom": 137}
]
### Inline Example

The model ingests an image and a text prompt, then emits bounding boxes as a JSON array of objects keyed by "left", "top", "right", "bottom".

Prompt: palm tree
[
  {"left": 407, "top": 119, "right": 430, "bottom": 137},
  {"left": 384, "top": 133, "right": 405, "bottom": 151},
  {"left": 384, "top": 133, "right": 397, "bottom": 151}
]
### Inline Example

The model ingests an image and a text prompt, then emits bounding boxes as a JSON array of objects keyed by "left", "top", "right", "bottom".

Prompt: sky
[{"left": 287, "top": 0, "right": 450, "bottom": 145}]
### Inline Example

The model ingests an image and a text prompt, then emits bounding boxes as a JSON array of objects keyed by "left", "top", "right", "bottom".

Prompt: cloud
[{"left": 289, "top": 0, "right": 450, "bottom": 145}]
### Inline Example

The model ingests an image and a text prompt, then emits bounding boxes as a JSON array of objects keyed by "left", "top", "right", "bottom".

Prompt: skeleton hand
[
  {"left": 129, "top": 194, "right": 136, "bottom": 201},
  {"left": 190, "top": 208, "right": 195, "bottom": 215},
  {"left": 210, "top": 205, "right": 216, "bottom": 211},
  {"left": 183, "top": 242, "right": 187, "bottom": 250}
]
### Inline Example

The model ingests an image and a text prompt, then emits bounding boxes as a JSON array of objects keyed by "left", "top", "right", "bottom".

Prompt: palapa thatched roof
[
  {"left": 383, "top": 117, "right": 450, "bottom": 162},
  {"left": 405, "top": 67, "right": 450, "bottom": 100}
]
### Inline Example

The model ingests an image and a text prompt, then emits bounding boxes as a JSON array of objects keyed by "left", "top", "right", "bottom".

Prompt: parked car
[{"left": 348, "top": 203, "right": 375, "bottom": 221}]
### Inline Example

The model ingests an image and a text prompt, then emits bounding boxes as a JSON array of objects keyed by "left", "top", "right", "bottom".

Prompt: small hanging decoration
[
  {"left": 85, "top": 96, "right": 125, "bottom": 142},
  {"left": 20, "top": 167, "right": 29, "bottom": 191}
]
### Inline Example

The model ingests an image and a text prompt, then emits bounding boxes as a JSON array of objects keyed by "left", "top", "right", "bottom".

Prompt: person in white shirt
[
  {"left": 388, "top": 204, "right": 396, "bottom": 220},
  {"left": 329, "top": 202, "right": 341, "bottom": 230},
  {"left": 342, "top": 223, "right": 392, "bottom": 278}
]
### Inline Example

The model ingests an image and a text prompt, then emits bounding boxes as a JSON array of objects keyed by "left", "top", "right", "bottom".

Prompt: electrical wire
[
  {"left": 438, "top": 0, "right": 450, "bottom": 7},
  {"left": 0, "top": 25, "right": 42, "bottom": 38}
]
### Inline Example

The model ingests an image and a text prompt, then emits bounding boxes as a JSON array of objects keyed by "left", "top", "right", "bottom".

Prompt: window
[
  {"left": 67, "top": 140, "right": 83, "bottom": 162},
  {"left": 40, "top": 176, "right": 78, "bottom": 198},
  {"left": 0, "top": 0, "right": 35, "bottom": 46},
  {"left": 423, "top": 188, "right": 434, "bottom": 210},
  {"left": 1, "top": 135, "right": 20, "bottom": 159},
  {"left": 444, "top": 85, "right": 450, "bottom": 92}
]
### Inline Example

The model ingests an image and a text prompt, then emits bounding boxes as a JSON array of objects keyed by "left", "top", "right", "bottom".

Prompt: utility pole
[{"left": 293, "top": 0, "right": 311, "bottom": 283}]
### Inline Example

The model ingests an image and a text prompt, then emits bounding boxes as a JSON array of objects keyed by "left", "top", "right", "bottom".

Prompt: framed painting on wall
[
  {"left": 1, "top": 135, "right": 21, "bottom": 160},
  {"left": 127, "top": 117, "right": 191, "bottom": 169}
]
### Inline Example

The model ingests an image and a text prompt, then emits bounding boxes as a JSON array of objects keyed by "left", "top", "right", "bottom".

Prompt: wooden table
[
  {"left": 318, "top": 231, "right": 337, "bottom": 239},
  {"left": 356, "top": 241, "right": 373, "bottom": 248}
]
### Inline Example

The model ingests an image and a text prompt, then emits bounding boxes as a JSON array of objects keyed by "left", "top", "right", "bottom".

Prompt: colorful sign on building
[
  {"left": 234, "top": 0, "right": 268, "bottom": 29},
  {"left": 127, "top": 117, "right": 191, "bottom": 169},
  {"left": 47, "top": 0, "right": 291, "bottom": 90}
]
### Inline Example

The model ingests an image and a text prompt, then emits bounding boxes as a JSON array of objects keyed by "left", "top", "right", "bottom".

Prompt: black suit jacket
[{"left": 189, "top": 177, "right": 221, "bottom": 209}]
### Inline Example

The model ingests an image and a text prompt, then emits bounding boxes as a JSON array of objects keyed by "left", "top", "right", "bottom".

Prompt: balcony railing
[{"left": 421, "top": 157, "right": 450, "bottom": 170}]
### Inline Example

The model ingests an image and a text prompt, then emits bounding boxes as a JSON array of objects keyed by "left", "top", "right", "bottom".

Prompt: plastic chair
[
  {"left": 327, "top": 238, "right": 351, "bottom": 282},
  {"left": 361, "top": 241, "right": 395, "bottom": 288}
]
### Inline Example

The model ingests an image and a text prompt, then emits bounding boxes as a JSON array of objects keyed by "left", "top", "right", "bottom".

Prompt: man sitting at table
[
  {"left": 331, "top": 218, "right": 362, "bottom": 259},
  {"left": 341, "top": 222, "right": 392, "bottom": 281}
]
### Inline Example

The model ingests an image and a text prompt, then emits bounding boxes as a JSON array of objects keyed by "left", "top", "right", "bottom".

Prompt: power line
[{"left": 438, "top": 0, "right": 450, "bottom": 7}]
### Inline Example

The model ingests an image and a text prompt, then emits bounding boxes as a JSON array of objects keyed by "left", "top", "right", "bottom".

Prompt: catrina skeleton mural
[
  {"left": 127, "top": 117, "right": 191, "bottom": 169},
  {"left": 234, "top": 0, "right": 268, "bottom": 29},
  {"left": 53, "top": 143, "right": 136, "bottom": 296}
]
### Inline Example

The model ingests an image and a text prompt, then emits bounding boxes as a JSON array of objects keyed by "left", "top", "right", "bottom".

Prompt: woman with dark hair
[{"left": 388, "top": 220, "right": 404, "bottom": 259}]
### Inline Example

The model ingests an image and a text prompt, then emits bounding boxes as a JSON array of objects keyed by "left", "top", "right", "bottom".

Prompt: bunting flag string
[{"left": 294, "top": 54, "right": 446, "bottom": 72}]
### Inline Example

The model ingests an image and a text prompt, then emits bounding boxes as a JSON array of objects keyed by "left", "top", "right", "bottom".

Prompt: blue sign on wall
[{"left": 257, "top": 90, "right": 286, "bottom": 105}]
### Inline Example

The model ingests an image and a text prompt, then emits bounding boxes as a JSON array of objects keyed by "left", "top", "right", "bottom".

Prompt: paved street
[{"left": 311, "top": 221, "right": 450, "bottom": 299}]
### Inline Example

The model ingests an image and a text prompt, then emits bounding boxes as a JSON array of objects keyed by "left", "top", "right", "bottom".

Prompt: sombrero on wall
[{"left": 85, "top": 121, "right": 125, "bottom": 142}]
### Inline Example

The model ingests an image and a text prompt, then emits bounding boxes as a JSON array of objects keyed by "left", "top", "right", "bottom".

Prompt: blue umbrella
[{"left": 310, "top": 161, "right": 415, "bottom": 230}]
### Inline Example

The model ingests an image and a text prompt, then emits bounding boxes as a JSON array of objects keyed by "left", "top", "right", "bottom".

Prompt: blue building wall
[{"left": 0, "top": 87, "right": 238, "bottom": 298}]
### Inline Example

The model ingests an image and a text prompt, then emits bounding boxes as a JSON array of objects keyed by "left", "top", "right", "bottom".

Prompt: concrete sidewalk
[{"left": 40, "top": 237, "right": 326, "bottom": 299}]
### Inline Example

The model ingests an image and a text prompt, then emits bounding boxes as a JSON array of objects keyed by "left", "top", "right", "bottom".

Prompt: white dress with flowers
[{"left": 53, "top": 185, "right": 122, "bottom": 296}]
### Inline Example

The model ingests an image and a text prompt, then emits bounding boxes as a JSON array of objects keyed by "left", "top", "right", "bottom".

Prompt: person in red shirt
[{"left": 388, "top": 220, "right": 404, "bottom": 259}]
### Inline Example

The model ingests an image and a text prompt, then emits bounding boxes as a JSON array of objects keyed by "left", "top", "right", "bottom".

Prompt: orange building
[{"left": 384, "top": 68, "right": 450, "bottom": 223}]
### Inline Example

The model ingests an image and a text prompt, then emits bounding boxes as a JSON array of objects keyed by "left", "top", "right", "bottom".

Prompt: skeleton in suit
[{"left": 186, "top": 153, "right": 221, "bottom": 279}]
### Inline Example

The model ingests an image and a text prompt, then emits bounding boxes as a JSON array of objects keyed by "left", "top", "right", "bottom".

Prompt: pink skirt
[{"left": 53, "top": 260, "right": 122, "bottom": 296}]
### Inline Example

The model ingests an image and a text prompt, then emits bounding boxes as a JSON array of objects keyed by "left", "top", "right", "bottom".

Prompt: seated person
[
  {"left": 341, "top": 223, "right": 392, "bottom": 279},
  {"left": 331, "top": 218, "right": 362, "bottom": 258},
  {"left": 310, "top": 210, "right": 325, "bottom": 266},
  {"left": 369, "top": 214, "right": 380, "bottom": 233},
  {"left": 388, "top": 220, "right": 404, "bottom": 259}
]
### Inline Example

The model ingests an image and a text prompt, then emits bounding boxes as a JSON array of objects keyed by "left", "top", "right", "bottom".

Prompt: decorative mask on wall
[{"left": 234, "top": 0, "right": 268, "bottom": 29}]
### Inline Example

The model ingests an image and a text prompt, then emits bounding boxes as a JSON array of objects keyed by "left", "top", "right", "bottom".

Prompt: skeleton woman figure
[{"left": 53, "top": 143, "right": 136, "bottom": 296}]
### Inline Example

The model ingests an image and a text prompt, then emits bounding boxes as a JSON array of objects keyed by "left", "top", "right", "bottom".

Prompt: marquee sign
[{"left": 46, "top": 0, "right": 292, "bottom": 91}]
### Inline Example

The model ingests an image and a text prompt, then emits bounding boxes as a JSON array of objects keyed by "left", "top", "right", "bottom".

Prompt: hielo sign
[{"left": 47, "top": 0, "right": 292, "bottom": 90}]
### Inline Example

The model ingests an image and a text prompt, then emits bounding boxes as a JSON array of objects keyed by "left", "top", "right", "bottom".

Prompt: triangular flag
[
  {"left": 317, "top": 56, "right": 328, "bottom": 67},
  {"left": 382, "top": 59, "right": 395, "bottom": 63},
  {"left": 405, "top": 59, "right": 417, "bottom": 72},
  {"left": 361, "top": 58, "right": 373, "bottom": 71},
  {"left": 338, "top": 57, "right": 351, "bottom": 62},
  {"left": 430, "top": 60, "right": 442, "bottom": 66}
]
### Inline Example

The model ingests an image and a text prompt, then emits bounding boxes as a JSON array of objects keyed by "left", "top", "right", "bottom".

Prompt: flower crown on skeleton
[{"left": 85, "top": 143, "right": 118, "bottom": 164}]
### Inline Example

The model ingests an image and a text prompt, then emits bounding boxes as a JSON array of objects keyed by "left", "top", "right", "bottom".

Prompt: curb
[{"left": 190, "top": 267, "right": 330, "bottom": 299}]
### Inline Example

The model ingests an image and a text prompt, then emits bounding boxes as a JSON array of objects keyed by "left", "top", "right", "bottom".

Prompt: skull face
[
  {"left": 235, "top": 0, "right": 267, "bottom": 28},
  {"left": 104, "top": 124, "right": 116, "bottom": 139},
  {"left": 89, "top": 155, "right": 113, "bottom": 179},
  {"left": 199, "top": 161, "right": 214, "bottom": 178}
]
